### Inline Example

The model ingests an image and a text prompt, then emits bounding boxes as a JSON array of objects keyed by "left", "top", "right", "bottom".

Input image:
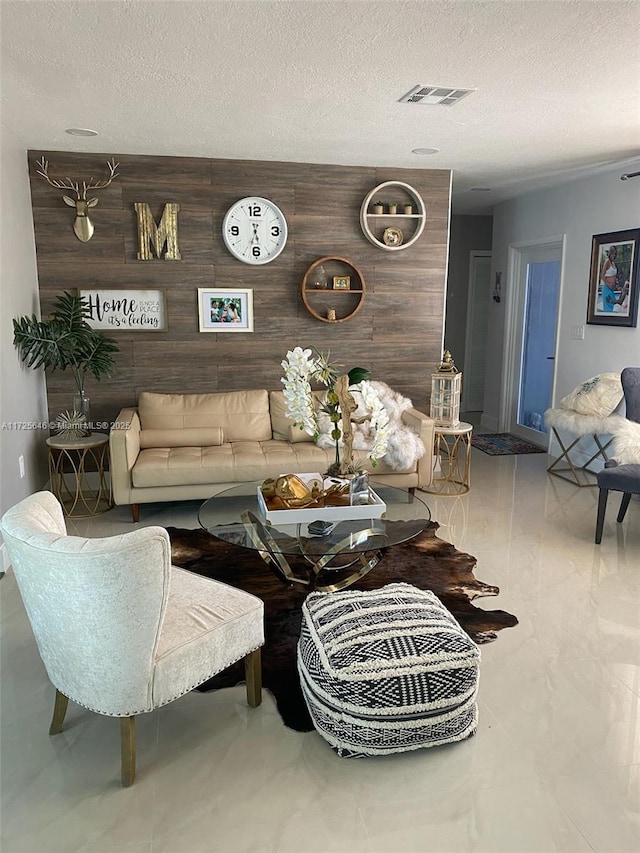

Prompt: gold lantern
[{"left": 430, "top": 351, "right": 462, "bottom": 428}]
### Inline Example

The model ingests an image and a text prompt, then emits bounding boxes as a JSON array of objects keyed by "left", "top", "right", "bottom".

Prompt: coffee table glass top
[{"left": 197, "top": 481, "right": 431, "bottom": 558}]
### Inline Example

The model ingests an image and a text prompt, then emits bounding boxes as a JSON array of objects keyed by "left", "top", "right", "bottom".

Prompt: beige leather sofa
[{"left": 109, "top": 389, "right": 434, "bottom": 521}]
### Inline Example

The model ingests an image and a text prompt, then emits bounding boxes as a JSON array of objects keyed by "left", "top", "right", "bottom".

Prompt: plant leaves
[
  {"left": 12, "top": 291, "right": 118, "bottom": 383},
  {"left": 348, "top": 366, "right": 372, "bottom": 385}
]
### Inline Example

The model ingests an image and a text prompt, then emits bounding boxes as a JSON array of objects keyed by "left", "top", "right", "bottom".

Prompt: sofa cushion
[
  {"left": 139, "top": 427, "right": 224, "bottom": 449},
  {"left": 130, "top": 439, "right": 412, "bottom": 489},
  {"left": 138, "top": 391, "right": 271, "bottom": 442},
  {"left": 269, "top": 389, "right": 321, "bottom": 443}
]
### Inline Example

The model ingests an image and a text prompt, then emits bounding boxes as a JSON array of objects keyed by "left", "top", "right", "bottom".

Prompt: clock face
[{"left": 222, "top": 197, "right": 288, "bottom": 265}]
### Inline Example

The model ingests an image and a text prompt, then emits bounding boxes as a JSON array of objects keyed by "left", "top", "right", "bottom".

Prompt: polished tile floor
[{"left": 1, "top": 448, "right": 639, "bottom": 853}]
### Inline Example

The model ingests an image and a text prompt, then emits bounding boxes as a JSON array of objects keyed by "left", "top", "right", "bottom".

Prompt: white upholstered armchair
[{"left": 0, "top": 491, "right": 264, "bottom": 787}]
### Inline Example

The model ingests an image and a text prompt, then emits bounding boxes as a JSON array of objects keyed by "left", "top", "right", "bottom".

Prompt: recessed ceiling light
[
  {"left": 470, "top": 187, "right": 491, "bottom": 192},
  {"left": 65, "top": 128, "right": 98, "bottom": 137},
  {"left": 412, "top": 147, "right": 440, "bottom": 155}
]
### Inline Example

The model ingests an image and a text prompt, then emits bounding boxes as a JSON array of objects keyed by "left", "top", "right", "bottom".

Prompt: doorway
[
  {"left": 501, "top": 240, "right": 563, "bottom": 445},
  {"left": 463, "top": 251, "right": 492, "bottom": 413}
]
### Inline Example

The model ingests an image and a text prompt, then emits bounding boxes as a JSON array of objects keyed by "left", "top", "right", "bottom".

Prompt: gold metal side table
[
  {"left": 46, "top": 433, "right": 112, "bottom": 517},
  {"left": 426, "top": 422, "right": 473, "bottom": 495}
]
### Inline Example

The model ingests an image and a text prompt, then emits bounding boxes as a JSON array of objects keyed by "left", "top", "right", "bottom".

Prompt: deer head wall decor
[{"left": 35, "top": 156, "right": 119, "bottom": 242}]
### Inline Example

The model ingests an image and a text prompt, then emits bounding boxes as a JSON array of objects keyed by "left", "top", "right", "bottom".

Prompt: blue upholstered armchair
[{"left": 595, "top": 368, "right": 640, "bottom": 543}]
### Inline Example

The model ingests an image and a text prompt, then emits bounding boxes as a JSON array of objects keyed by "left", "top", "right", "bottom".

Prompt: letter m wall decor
[{"left": 134, "top": 202, "right": 181, "bottom": 260}]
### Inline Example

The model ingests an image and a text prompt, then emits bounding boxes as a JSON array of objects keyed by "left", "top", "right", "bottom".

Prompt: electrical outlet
[{"left": 18, "top": 455, "right": 25, "bottom": 478}]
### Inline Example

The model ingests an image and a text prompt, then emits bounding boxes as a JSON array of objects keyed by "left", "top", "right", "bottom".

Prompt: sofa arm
[
  {"left": 402, "top": 406, "right": 435, "bottom": 488},
  {"left": 109, "top": 409, "right": 141, "bottom": 506}
]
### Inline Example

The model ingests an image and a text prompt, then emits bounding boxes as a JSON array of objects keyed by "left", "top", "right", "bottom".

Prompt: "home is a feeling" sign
[{"left": 79, "top": 289, "right": 167, "bottom": 331}]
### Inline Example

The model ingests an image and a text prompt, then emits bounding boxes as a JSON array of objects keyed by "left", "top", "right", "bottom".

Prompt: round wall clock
[{"left": 222, "top": 197, "right": 288, "bottom": 265}]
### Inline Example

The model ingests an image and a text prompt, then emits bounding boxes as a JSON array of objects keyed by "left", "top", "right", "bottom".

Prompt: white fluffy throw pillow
[
  {"left": 560, "top": 373, "right": 623, "bottom": 418},
  {"left": 610, "top": 417, "right": 640, "bottom": 465}
]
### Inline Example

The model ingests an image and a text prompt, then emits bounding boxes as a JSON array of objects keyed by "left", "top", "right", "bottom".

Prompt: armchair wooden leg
[
  {"left": 244, "top": 648, "right": 262, "bottom": 708},
  {"left": 120, "top": 716, "right": 136, "bottom": 787},
  {"left": 131, "top": 504, "right": 140, "bottom": 523},
  {"left": 618, "top": 492, "right": 632, "bottom": 523},
  {"left": 595, "top": 487, "right": 609, "bottom": 544},
  {"left": 49, "top": 689, "right": 69, "bottom": 735}
]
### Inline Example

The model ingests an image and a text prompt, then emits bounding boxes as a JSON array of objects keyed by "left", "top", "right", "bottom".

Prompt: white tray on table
[{"left": 257, "top": 473, "right": 387, "bottom": 525}]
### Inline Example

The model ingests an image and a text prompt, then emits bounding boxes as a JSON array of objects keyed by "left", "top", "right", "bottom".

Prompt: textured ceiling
[{"left": 1, "top": 0, "right": 639, "bottom": 213}]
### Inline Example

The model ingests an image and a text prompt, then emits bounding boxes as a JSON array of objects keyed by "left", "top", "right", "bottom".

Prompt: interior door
[
  {"left": 463, "top": 251, "right": 492, "bottom": 412},
  {"left": 509, "top": 243, "right": 562, "bottom": 444}
]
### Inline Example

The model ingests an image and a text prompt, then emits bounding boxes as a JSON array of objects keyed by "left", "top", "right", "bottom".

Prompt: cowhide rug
[{"left": 168, "top": 522, "right": 518, "bottom": 732}]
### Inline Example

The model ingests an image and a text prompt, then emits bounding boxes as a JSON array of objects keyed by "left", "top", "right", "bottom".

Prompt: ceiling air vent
[{"left": 399, "top": 85, "right": 474, "bottom": 106}]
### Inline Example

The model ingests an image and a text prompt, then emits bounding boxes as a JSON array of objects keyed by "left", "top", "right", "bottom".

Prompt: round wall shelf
[
  {"left": 301, "top": 256, "right": 365, "bottom": 323},
  {"left": 360, "top": 181, "right": 426, "bottom": 251}
]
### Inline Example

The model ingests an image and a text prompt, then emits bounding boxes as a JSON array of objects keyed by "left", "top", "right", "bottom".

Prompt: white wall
[
  {"left": 485, "top": 167, "right": 640, "bottom": 430},
  {"left": 0, "top": 128, "right": 49, "bottom": 519}
]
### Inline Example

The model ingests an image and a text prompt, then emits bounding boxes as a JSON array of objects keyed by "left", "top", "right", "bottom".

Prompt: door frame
[{"left": 499, "top": 235, "right": 566, "bottom": 442}]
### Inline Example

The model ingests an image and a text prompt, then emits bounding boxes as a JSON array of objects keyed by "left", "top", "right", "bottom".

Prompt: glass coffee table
[{"left": 198, "top": 482, "right": 431, "bottom": 593}]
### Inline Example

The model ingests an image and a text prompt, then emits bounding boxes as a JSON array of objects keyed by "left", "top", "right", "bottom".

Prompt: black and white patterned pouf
[{"left": 297, "top": 583, "right": 480, "bottom": 757}]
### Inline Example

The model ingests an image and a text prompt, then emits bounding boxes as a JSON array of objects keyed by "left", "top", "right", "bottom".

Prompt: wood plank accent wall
[{"left": 27, "top": 151, "right": 451, "bottom": 426}]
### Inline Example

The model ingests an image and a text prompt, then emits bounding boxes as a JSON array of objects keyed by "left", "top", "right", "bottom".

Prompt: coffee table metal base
[{"left": 242, "top": 510, "right": 385, "bottom": 593}]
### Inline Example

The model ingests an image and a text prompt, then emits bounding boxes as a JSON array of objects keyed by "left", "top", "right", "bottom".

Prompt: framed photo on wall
[
  {"left": 198, "top": 288, "right": 254, "bottom": 332},
  {"left": 587, "top": 228, "right": 640, "bottom": 327}
]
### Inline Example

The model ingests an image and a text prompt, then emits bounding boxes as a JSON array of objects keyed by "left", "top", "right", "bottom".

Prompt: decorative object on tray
[
  {"left": 167, "top": 522, "right": 518, "bottom": 731},
  {"left": 281, "top": 347, "right": 389, "bottom": 476},
  {"left": 261, "top": 473, "right": 324, "bottom": 509},
  {"left": 13, "top": 291, "right": 119, "bottom": 426},
  {"left": 383, "top": 226, "right": 403, "bottom": 247},
  {"left": 258, "top": 472, "right": 384, "bottom": 522}
]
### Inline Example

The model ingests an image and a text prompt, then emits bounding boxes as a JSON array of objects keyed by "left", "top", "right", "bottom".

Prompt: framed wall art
[
  {"left": 587, "top": 228, "right": 640, "bottom": 327},
  {"left": 198, "top": 288, "right": 254, "bottom": 332},
  {"left": 333, "top": 275, "right": 351, "bottom": 290},
  {"left": 79, "top": 289, "right": 167, "bottom": 331}
]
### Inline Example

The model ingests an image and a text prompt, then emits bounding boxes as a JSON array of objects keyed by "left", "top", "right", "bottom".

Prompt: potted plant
[
  {"left": 372, "top": 200, "right": 384, "bottom": 214},
  {"left": 13, "top": 291, "right": 119, "bottom": 423},
  {"left": 387, "top": 202, "right": 398, "bottom": 215}
]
